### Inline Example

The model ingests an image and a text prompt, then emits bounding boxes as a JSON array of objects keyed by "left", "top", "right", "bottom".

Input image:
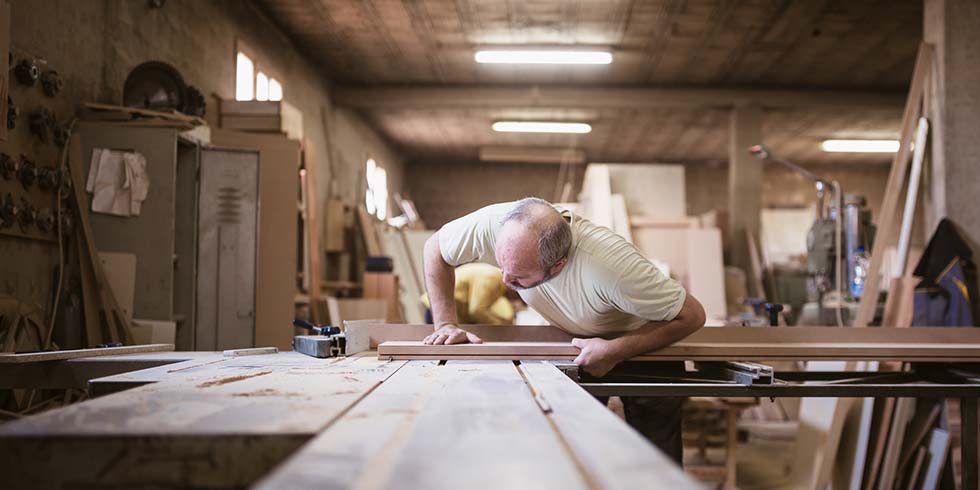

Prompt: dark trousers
[
  {"left": 594, "top": 395, "right": 684, "bottom": 464},
  {"left": 622, "top": 396, "right": 685, "bottom": 465}
]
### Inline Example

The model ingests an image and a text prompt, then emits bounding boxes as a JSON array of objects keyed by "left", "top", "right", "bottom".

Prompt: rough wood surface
[
  {"left": 378, "top": 340, "right": 980, "bottom": 362},
  {"left": 521, "top": 361, "right": 695, "bottom": 489},
  {"left": 0, "top": 353, "right": 404, "bottom": 489},
  {"left": 259, "top": 360, "right": 697, "bottom": 489},
  {"left": 0, "top": 343, "right": 173, "bottom": 363}
]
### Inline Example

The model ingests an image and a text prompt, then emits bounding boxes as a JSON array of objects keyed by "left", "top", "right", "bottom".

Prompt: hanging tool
[{"left": 292, "top": 319, "right": 346, "bottom": 358}]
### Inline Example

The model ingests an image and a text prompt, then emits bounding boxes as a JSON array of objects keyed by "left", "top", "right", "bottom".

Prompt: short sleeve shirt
[{"left": 438, "top": 201, "right": 687, "bottom": 337}]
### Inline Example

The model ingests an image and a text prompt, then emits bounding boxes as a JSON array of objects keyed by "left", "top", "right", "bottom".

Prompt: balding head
[{"left": 495, "top": 197, "right": 572, "bottom": 290}]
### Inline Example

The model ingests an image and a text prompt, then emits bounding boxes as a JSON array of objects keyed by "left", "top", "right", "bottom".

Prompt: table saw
[{"left": 1, "top": 324, "right": 979, "bottom": 489}]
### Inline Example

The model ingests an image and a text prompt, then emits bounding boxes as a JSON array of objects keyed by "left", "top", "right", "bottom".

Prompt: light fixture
[
  {"left": 821, "top": 139, "right": 900, "bottom": 153},
  {"left": 492, "top": 121, "right": 592, "bottom": 134},
  {"left": 474, "top": 50, "right": 612, "bottom": 65}
]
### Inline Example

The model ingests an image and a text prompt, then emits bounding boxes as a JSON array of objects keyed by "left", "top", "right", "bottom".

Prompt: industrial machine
[{"left": 749, "top": 145, "right": 876, "bottom": 325}]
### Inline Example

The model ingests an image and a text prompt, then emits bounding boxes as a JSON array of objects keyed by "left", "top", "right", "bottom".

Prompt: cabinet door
[
  {"left": 78, "top": 125, "right": 178, "bottom": 322},
  {"left": 195, "top": 148, "right": 258, "bottom": 350}
]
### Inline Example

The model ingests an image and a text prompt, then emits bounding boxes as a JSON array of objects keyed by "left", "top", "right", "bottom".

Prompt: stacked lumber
[{"left": 78, "top": 102, "right": 205, "bottom": 129}]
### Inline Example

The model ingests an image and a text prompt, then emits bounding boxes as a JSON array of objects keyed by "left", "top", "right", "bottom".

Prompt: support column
[
  {"left": 728, "top": 104, "right": 764, "bottom": 296},
  {"left": 923, "top": 0, "right": 980, "bottom": 248}
]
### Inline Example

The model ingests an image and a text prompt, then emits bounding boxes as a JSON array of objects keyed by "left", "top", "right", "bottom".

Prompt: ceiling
[{"left": 257, "top": 0, "right": 923, "bottom": 165}]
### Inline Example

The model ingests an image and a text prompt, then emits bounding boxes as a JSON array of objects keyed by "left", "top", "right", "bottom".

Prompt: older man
[{"left": 422, "top": 197, "right": 705, "bottom": 461}]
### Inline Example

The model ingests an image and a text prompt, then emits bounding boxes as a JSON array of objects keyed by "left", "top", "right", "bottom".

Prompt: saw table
[
  {"left": 3, "top": 324, "right": 980, "bottom": 489},
  {"left": 0, "top": 351, "right": 695, "bottom": 490}
]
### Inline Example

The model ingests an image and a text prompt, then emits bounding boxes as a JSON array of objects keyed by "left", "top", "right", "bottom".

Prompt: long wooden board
[
  {"left": 0, "top": 353, "right": 404, "bottom": 489},
  {"left": 0, "top": 343, "right": 173, "bottom": 363},
  {"left": 378, "top": 340, "right": 980, "bottom": 362},
  {"left": 360, "top": 324, "right": 980, "bottom": 349},
  {"left": 521, "top": 361, "right": 695, "bottom": 489}
]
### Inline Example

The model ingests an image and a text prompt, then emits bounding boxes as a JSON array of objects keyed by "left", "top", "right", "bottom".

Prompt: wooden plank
[
  {"left": 304, "top": 151, "right": 323, "bottom": 323},
  {"left": 255, "top": 360, "right": 449, "bottom": 490},
  {"left": 378, "top": 340, "right": 980, "bottom": 362},
  {"left": 0, "top": 355, "right": 404, "bottom": 490},
  {"left": 879, "top": 398, "right": 916, "bottom": 490},
  {"left": 326, "top": 297, "right": 387, "bottom": 325},
  {"left": 0, "top": 351, "right": 212, "bottom": 390},
  {"left": 363, "top": 324, "right": 980, "bottom": 347},
  {"left": 323, "top": 197, "right": 345, "bottom": 252},
  {"left": 921, "top": 428, "right": 951, "bottom": 490},
  {"left": 357, "top": 205, "right": 382, "bottom": 256},
  {"left": 521, "top": 362, "right": 697, "bottom": 489},
  {"left": 0, "top": 344, "right": 173, "bottom": 364},
  {"left": 865, "top": 398, "right": 897, "bottom": 490},
  {"left": 374, "top": 361, "right": 588, "bottom": 489},
  {"left": 854, "top": 43, "right": 931, "bottom": 327}
]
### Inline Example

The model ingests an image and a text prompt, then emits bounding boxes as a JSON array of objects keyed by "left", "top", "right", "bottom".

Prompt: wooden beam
[
  {"left": 378, "top": 340, "right": 980, "bottom": 362},
  {"left": 853, "top": 43, "right": 932, "bottom": 327},
  {"left": 332, "top": 85, "right": 906, "bottom": 111}
]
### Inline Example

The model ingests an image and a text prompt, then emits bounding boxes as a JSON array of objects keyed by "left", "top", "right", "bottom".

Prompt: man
[
  {"left": 421, "top": 197, "right": 706, "bottom": 462},
  {"left": 421, "top": 262, "right": 515, "bottom": 325}
]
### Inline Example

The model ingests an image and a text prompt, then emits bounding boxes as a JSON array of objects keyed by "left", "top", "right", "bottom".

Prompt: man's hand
[
  {"left": 423, "top": 324, "right": 483, "bottom": 345},
  {"left": 572, "top": 337, "right": 622, "bottom": 377}
]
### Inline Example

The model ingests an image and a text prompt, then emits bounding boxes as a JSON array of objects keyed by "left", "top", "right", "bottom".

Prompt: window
[
  {"left": 235, "top": 50, "right": 284, "bottom": 102},
  {"left": 365, "top": 158, "right": 388, "bottom": 221},
  {"left": 236, "top": 52, "right": 253, "bottom": 101},
  {"left": 255, "top": 72, "right": 269, "bottom": 101}
]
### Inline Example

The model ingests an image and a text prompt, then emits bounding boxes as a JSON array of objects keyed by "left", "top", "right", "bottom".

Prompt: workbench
[
  {"left": 3, "top": 324, "right": 980, "bottom": 489},
  {"left": 0, "top": 351, "right": 696, "bottom": 490}
]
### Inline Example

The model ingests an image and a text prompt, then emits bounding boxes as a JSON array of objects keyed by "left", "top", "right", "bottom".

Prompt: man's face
[{"left": 495, "top": 223, "right": 550, "bottom": 290}]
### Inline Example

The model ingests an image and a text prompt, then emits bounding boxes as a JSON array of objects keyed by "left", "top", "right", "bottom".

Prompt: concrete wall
[
  {"left": 409, "top": 158, "right": 898, "bottom": 238},
  {"left": 408, "top": 159, "right": 584, "bottom": 228},
  {"left": 3, "top": 0, "right": 403, "bottom": 319}
]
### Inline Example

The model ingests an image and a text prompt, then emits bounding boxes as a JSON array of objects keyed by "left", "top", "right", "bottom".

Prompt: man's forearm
[
  {"left": 606, "top": 295, "right": 705, "bottom": 361},
  {"left": 423, "top": 232, "right": 458, "bottom": 328}
]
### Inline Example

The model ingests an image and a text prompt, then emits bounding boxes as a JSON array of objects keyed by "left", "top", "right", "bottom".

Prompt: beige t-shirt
[{"left": 439, "top": 201, "right": 687, "bottom": 337}]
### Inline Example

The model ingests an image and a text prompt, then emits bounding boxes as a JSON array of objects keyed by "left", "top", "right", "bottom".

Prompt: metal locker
[{"left": 195, "top": 148, "right": 259, "bottom": 350}]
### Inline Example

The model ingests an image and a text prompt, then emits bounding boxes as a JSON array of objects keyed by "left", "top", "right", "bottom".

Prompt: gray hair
[{"left": 502, "top": 197, "right": 572, "bottom": 271}]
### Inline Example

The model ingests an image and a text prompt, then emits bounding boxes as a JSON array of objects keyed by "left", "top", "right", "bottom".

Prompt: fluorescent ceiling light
[
  {"left": 821, "top": 139, "right": 900, "bottom": 153},
  {"left": 475, "top": 50, "right": 612, "bottom": 65},
  {"left": 492, "top": 121, "right": 592, "bottom": 134}
]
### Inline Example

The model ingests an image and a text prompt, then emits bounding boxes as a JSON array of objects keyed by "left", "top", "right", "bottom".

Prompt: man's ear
[{"left": 550, "top": 256, "right": 568, "bottom": 275}]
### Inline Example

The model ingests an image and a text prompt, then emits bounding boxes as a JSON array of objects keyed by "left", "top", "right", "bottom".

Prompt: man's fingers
[
  {"left": 466, "top": 332, "right": 483, "bottom": 344},
  {"left": 572, "top": 351, "right": 586, "bottom": 366},
  {"left": 433, "top": 334, "right": 449, "bottom": 345},
  {"left": 422, "top": 334, "right": 434, "bottom": 345},
  {"left": 571, "top": 338, "right": 585, "bottom": 349},
  {"left": 446, "top": 331, "right": 466, "bottom": 344}
]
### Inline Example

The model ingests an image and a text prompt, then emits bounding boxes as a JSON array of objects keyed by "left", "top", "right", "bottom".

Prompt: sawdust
[
  {"left": 232, "top": 388, "right": 302, "bottom": 397},
  {"left": 196, "top": 370, "right": 272, "bottom": 388}
]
